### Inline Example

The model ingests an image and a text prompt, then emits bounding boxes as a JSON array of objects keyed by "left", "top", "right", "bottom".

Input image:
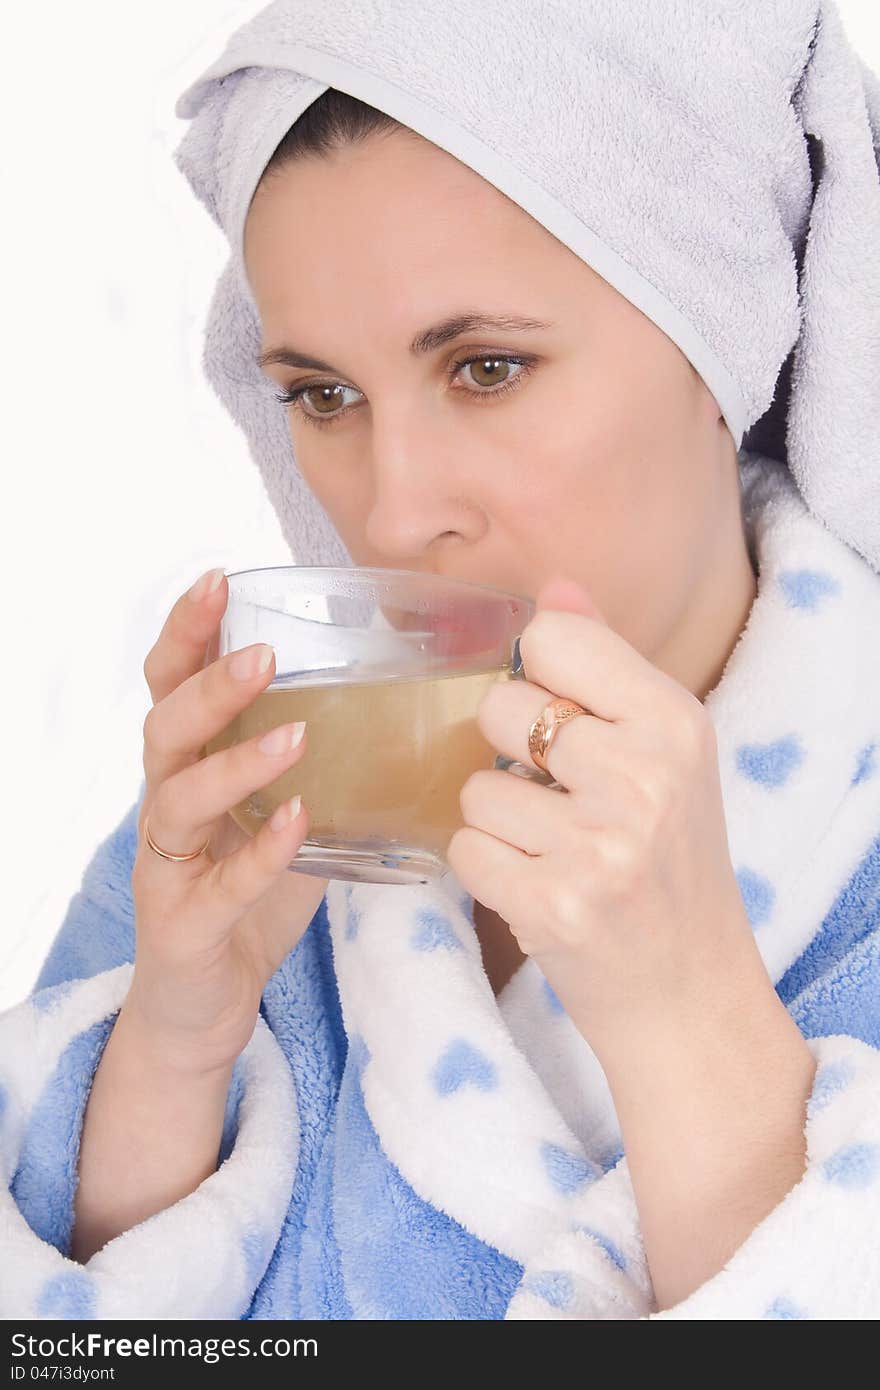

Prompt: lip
[{"left": 427, "top": 609, "right": 515, "bottom": 662}]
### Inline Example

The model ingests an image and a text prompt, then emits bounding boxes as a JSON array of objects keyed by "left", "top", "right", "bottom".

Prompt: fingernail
[
  {"left": 270, "top": 794, "right": 302, "bottom": 831},
  {"left": 231, "top": 643, "right": 274, "bottom": 681},
  {"left": 258, "top": 721, "right": 306, "bottom": 755},
  {"left": 188, "top": 568, "right": 225, "bottom": 602}
]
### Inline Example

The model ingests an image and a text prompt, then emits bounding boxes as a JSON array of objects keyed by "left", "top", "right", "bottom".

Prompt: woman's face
[{"left": 244, "top": 128, "right": 754, "bottom": 697}]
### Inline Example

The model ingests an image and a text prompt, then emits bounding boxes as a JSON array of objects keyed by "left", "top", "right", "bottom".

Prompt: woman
[{"left": 2, "top": 0, "right": 879, "bottom": 1319}]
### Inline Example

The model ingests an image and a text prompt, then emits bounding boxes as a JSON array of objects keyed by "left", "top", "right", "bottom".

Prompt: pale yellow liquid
[{"left": 205, "top": 664, "right": 512, "bottom": 861}]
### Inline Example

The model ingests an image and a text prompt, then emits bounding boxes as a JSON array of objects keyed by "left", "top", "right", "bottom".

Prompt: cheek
[
  {"left": 594, "top": 460, "right": 711, "bottom": 655},
  {"left": 495, "top": 421, "right": 618, "bottom": 571},
  {"left": 290, "top": 445, "right": 366, "bottom": 536},
  {"left": 496, "top": 423, "right": 699, "bottom": 647}
]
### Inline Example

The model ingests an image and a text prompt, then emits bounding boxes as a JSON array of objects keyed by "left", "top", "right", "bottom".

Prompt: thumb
[{"left": 534, "top": 573, "right": 608, "bottom": 625}]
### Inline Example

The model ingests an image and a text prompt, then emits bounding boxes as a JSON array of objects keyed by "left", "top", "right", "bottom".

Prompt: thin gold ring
[{"left": 144, "top": 813, "right": 211, "bottom": 863}]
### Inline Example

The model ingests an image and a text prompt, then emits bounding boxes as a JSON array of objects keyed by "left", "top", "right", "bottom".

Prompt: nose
[{"left": 363, "top": 435, "right": 486, "bottom": 561}]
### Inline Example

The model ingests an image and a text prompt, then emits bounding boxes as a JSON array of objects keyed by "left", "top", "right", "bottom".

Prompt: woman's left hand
[{"left": 446, "top": 574, "right": 768, "bottom": 1056}]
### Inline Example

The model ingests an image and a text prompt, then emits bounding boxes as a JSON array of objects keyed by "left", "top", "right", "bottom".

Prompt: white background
[{"left": 3, "top": 2, "right": 879, "bottom": 1010}]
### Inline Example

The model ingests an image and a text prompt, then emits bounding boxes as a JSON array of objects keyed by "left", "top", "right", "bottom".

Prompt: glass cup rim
[{"left": 223, "top": 563, "right": 533, "bottom": 609}]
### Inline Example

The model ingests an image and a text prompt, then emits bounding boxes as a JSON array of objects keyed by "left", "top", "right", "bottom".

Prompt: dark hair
[{"left": 257, "top": 87, "right": 405, "bottom": 188}]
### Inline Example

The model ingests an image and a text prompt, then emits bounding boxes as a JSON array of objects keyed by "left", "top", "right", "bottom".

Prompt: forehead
[
  {"left": 244, "top": 133, "right": 554, "bottom": 286},
  {"left": 241, "top": 133, "right": 622, "bottom": 373}
]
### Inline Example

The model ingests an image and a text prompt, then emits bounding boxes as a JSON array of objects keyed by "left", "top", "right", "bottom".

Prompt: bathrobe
[{"left": 2, "top": 450, "right": 879, "bottom": 1320}]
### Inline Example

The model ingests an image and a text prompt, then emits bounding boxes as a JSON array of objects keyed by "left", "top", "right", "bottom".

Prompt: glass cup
[{"left": 203, "top": 565, "right": 554, "bottom": 885}]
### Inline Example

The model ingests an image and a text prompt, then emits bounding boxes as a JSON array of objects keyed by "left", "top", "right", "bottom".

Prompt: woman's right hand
[{"left": 125, "top": 568, "right": 330, "bottom": 1077}]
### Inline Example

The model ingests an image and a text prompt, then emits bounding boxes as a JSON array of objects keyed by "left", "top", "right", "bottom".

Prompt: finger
[
  {"left": 478, "top": 675, "right": 619, "bottom": 789},
  {"left": 517, "top": 608, "right": 681, "bottom": 725},
  {"left": 193, "top": 794, "right": 310, "bottom": 939},
  {"left": 142, "top": 568, "right": 228, "bottom": 707},
  {"left": 534, "top": 573, "right": 608, "bottom": 624},
  {"left": 446, "top": 823, "right": 534, "bottom": 928},
  {"left": 142, "top": 640, "right": 276, "bottom": 789},
  {"left": 459, "top": 768, "right": 570, "bottom": 857},
  {"left": 147, "top": 718, "right": 308, "bottom": 861}
]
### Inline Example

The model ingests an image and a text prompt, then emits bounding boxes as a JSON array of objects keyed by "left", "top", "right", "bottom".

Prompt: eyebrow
[{"left": 256, "top": 312, "right": 555, "bottom": 373}]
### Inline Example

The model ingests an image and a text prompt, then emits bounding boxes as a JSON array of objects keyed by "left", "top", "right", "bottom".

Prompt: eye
[
  {"left": 458, "top": 356, "right": 522, "bottom": 390},
  {"left": 274, "top": 381, "right": 358, "bottom": 425},
  {"left": 272, "top": 352, "right": 538, "bottom": 429}
]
